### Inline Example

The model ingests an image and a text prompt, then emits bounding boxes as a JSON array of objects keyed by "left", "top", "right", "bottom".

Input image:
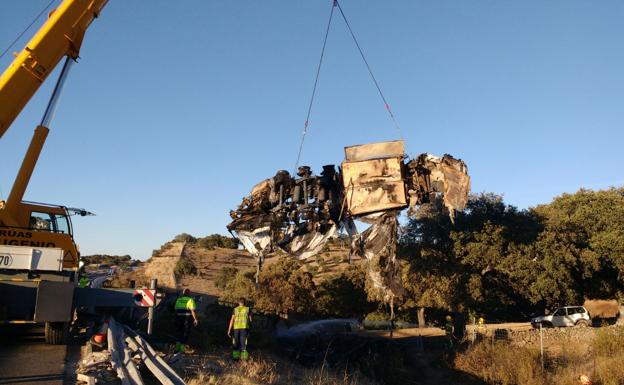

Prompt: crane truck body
[{"left": 0, "top": 0, "right": 108, "bottom": 344}]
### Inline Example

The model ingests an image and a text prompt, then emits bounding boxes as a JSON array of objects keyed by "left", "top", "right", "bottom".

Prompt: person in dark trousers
[
  {"left": 445, "top": 315, "right": 454, "bottom": 349},
  {"left": 174, "top": 288, "right": 198, "bottom": 353},
  {"left": 227, "top": 298, "right": 252, "bottom": 360}
]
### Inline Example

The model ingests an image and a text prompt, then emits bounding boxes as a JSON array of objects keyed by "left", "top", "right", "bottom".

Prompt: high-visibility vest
[
  {"left": 233, "top": 306, "right": 250, "bottom": 330},
  {"left": 175, "top": 296, "right": 196, "bottom": 316}
]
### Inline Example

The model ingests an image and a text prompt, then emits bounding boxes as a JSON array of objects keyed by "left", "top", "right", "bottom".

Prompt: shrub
[
  {"left": 221, "top": 271, "right": 257, "bottom": 303},
  {"left": 197, "top": 234, "right": 239, "bottom": 250},
  {"left": 455, "top": 341, "right": 543, "bottom": 385},
  {"left": 174, "top": 257, "right": 197, "bottom": 277},
  {"left": 215, "top": 267, "right": 239, "bottom": 290},
  {"left": 173, "top": 233, "right": 196, "bottom": 243}
]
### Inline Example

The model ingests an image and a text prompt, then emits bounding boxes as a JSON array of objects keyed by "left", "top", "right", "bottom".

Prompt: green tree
[
  {"left": 400, "top": 188, "right": 624, "bottom": 321},
  {"left": 400, "top": 193, "right": 541, "bottom": 322},
  {"left": 315, "top": 264, "right": 375, "bottom": 318},
  {"left": 525, "top": 188, "right": 624, "bottom": 307},
  {"left": 254, "top": 258, "right": 316, "bottom": 315}
]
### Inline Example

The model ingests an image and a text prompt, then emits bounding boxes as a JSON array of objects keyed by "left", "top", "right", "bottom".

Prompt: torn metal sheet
[
  {"left": 235, "top": 227, "right": 272, "bottom": 258},
  {"left": 281, "top": 223, "right": 339, "bottom": 260},
  {"left": 354, "top": 211, "right": 404, "bottom": 303},
  {"left": 344, "top": 140, "right": 405, "bottom": 161},
  {"left": 227, "top": 140, "right": 470, "bottom": 307}
]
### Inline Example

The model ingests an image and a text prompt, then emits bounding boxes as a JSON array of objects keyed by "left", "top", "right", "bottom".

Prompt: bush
[
  {"left": 455, "top": 342, "right": 543, "bottom": 385},
  {"left": 196, "top": 234, "right": 239, "bottom": 250},
  {"left": 221, "top": 271, "right": 257, "bottom": 304},
  {"left": 173, "top": 233, "right": 196, "bottom": 243},
  {"left": 215, "top": 267, "right": 239, "bottom": 290},
  {"left": 174, "top": 257, "right": 197, "bottom": 277},
  {"left": 82, "top": 254, "right": 132, "bottom": 266}
]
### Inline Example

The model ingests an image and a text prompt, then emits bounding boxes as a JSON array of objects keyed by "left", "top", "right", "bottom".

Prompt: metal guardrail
[
  {"left": 107, "top": 318, "right": 144, "bottom": 385},
  {"left": 105, "top": 317, "right": 187, "bottom": 385}
]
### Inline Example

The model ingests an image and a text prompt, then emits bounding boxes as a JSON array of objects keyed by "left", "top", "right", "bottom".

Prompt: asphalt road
[{"left": 0, "top": 325, "right": 77, "bottom": 385}]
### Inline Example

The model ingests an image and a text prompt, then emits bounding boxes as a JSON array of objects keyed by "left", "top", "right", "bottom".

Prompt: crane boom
[{"left": 0, "top": 0, "right": 108, "bottom": 139}]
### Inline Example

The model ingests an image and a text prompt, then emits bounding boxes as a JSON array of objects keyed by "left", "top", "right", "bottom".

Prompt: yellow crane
[{"left": 0, "top": 0, "right": 108, "bottom": 344}]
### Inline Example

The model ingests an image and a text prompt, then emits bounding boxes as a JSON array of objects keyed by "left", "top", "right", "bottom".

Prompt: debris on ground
[{"left": 76, "top": 317, "right": 187, "bottom": 385}]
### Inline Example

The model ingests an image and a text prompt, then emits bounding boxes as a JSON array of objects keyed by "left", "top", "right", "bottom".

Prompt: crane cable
[
  {"left": 0, "top": 0, "right": 57, "bottom": 61},
  {"left": 294, "top": 0, "right": 403, "bottom": 171},
  {"left": 294, "top": 1, "right": 336, "bottom": 173},
  {"left": 335, "top": 0, "right": 403, "bottom": 135},
  {"left": 0, "top": 0, "right": 57, "bottom": 201}
]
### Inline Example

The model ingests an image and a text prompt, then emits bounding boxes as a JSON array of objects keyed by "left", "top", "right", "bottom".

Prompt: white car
[{"left": 531, "top": 306, "right": 591, "bottom": 328}]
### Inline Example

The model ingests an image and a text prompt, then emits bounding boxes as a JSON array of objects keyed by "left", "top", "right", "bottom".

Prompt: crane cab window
[
  {"left": 29, "top": 211, "right": 71, "bottom": 234},
  {"left": 30, "top": 212, "right": 53, "bottom": 231},
  {"left": 55, "top": 214, "right": 70, "bottom": 234}
]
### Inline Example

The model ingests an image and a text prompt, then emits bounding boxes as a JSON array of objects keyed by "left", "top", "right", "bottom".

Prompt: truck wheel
[
  {"left": 45, "top": 322, "right": 67, "bottom": 345},
  {"left": 575, "top": 320, "right": 589, "bottom": 328}
]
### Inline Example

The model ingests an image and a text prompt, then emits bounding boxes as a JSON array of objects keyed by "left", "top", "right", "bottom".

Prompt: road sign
[{"left": 133, "top": 289, "right": 155, "bottom": 307}]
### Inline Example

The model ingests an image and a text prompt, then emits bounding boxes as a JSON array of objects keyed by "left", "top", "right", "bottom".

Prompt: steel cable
[
  {"left": 335, "top": 0, "right": 403, "bottom": 136},
  {"left": 0, "top": 0, "right": 57, "bottom": 61},
  {"left": 294, "top": 1, "right": 337, "bottom": 173}
]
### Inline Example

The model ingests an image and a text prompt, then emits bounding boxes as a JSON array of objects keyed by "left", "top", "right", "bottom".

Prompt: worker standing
[
  {"left": 174, "top": 288, "right": 198, "bottom": 353},
  {"left": 227, "top": 298, "right": 252, "bottom": 360},
  {"left": 445, "top": 315, "right": 454, "bottom": 349}
]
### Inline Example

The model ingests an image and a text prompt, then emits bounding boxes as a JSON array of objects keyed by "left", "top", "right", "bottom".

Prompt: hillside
[{"left": 124, "top": 238, "right": 360, "bottom": 297}]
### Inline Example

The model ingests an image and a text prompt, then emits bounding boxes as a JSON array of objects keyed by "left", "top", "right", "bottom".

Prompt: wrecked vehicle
[{"left": 227, "top": 140, "right": 470, "bottom": 309}]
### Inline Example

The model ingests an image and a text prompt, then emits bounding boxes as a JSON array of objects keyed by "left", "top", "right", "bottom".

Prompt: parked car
[{"left": 531, "top": 306, "right": 591, "bottom": 328}]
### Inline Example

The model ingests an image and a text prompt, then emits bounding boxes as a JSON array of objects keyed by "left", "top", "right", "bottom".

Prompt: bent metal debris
[{"left": 227, "top": 140, "right": 470, "bottom": 310}]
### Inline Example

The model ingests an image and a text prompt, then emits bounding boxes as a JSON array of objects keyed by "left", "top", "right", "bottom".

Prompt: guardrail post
[
  {"left": 539, "top": 323, "right": 544, "bottom": 371},
  {"left": 147, "top": 279, "right": 157, "bottom": 335}
]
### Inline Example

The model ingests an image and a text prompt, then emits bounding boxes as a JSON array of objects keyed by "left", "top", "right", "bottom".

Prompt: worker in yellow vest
[
  {"left": 174, "top": 288, "right": 198, "bottom": 353},
  {"left": 227, "top": 298, "right": 252, "bottom": 360}
]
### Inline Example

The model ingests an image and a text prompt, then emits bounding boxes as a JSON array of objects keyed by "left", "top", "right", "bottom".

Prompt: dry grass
[
  {"left": 186, "top": 352, "right": 377, "bottom": 385},
  {"left": 454, "top": 326, "right": 624, "bottom": 385},
  {"left": 455, "top": 342, "right": 543, "bottom": 385}
]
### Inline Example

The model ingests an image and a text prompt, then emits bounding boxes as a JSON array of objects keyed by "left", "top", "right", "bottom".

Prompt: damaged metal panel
[
  {"left": 344, "top": 140, "right": 405, "bottom": 161},
  {"left": 405, "top": 154, "right": 470, "bottom": 219},
  {"left": 342, "top": 157, "right": 407, "bottom": 216}
]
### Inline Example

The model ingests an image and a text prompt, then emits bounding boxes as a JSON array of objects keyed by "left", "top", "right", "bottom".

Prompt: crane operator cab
[{"left": 0, "top": 201, "right": 93, "bottom": 273}]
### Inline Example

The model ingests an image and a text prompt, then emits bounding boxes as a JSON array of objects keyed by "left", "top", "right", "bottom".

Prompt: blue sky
[{"left": 1, "top": 0, "right": 623, "bottom": 259}]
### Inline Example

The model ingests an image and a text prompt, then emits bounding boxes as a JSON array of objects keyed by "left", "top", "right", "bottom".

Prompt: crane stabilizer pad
[{"left": 34, "top": 281, "right": 74, "bottom": 322}]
